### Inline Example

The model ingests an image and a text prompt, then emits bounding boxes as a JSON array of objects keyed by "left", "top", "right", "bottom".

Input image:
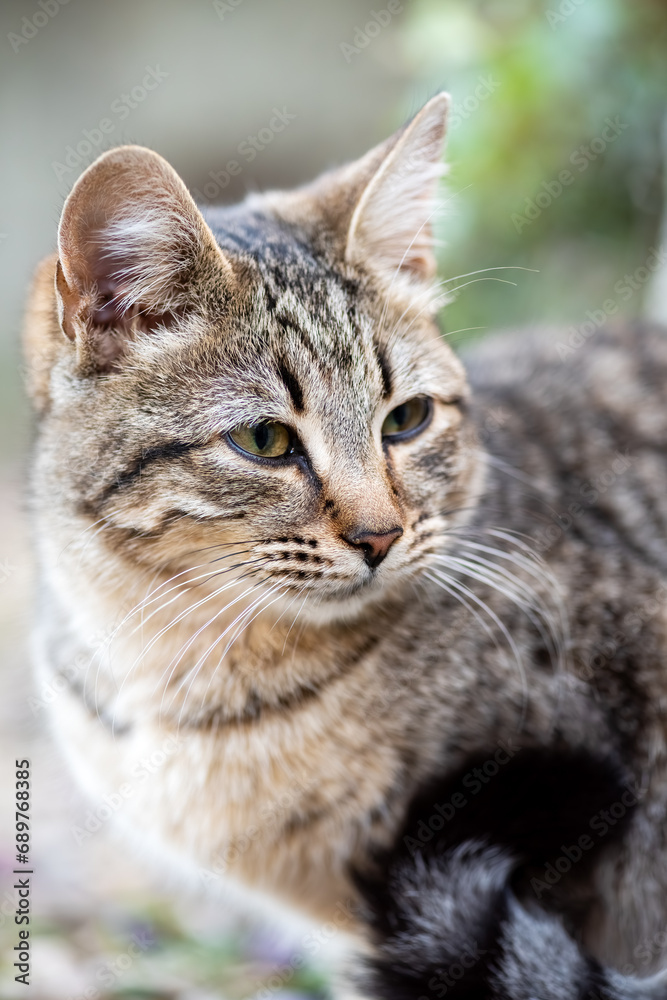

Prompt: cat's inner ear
[
  {"left": 55, "top": 145, "right": 229, "bottom": 373},
  {"left": 345, "top": 92, "right": 450, "bottom": 292}
]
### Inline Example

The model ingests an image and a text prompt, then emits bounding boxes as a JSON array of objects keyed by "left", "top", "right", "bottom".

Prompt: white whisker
[
  {"left": 174, "top": 583, "right": 287, "bottom": 730},
  {"left": 376, "top": 184, "right": 472, "bottom": 342},
  {"left": 433, "top": 553, "right": 564, "bottom": 673},
  {"left": 282, "top": 591, "right": 309, "bottom": 656},
  {"left": 157, "top": 580, "right": 268, "bottom": 719},
  {"left": 426, "top": 566, "right": 528, "bottom": 725},
  {"left": 106, "top": 567, "right": 269, "bottom": 733}
]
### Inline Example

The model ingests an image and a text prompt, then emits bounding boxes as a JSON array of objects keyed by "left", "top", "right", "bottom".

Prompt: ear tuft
[
  {"left": 345, "top": 92, "right": 450, "bottom": 295},
  {"left": 56, "top": 145, "right": 226, "bottom": 373}
]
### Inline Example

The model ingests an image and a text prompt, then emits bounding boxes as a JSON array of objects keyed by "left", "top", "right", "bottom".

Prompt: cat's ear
[
  {"left": 55, "top": 145, "right": 229, "bottom": 374},
  {"left": 344, "top": 93, "right": 450, "bottom": 292}
]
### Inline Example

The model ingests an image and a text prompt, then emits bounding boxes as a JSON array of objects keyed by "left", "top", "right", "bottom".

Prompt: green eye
[
  {"left": 381, "top": 397, "right": 432, "bottom": 440},
  {"left": 228, "top": 421, "right": 293, "bottom": 459}
]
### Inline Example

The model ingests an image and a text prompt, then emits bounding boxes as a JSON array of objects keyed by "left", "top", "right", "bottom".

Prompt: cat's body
[{"left": 24, "top": 95, "right": 667, "bottom": 996}]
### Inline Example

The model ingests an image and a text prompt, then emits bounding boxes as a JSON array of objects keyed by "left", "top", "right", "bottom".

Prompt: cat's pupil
[
  {"left": 228, "top": 420, "right": 292, "bottom": 459},
  {"left": 255, "top": 424, "right": 270, "bottom": 451},
  {"left": 393, "top": 404, "right": 408, "bottom": 428},
  {"left": 381, "top": 397, "right": 431, "bottom": 439}
]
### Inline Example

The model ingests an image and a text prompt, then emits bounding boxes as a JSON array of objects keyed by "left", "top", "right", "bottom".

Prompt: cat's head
[{"left": 26, "top": 93, "right": 483, "bottom": 621}]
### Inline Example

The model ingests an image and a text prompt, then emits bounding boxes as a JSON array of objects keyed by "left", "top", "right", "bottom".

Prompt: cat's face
[{"left": 27, "top": 94, "right": 482, "bottom": 620}]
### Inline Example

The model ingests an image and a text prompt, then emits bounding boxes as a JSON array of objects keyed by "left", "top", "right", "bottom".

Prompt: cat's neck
[{"left": 49, "top": 526, "right": 399, "bottom": 728}]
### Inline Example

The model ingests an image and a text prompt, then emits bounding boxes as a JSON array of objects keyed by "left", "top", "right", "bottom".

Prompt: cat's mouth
[
  {"left": 266, "top": 556, "right": 413, "bottom": 625},
  {"left": 269, "top": 568, "right": 380, "bottom": 601}
]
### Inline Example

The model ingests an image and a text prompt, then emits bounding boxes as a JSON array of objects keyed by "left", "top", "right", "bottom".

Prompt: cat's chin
[{"left": 275, "top": 571, "right": 405, "bottom": 627}]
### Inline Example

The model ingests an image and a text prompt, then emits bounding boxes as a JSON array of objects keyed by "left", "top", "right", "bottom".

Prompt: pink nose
[{"left": 343, "top": 527, "right": 403, "bottom": 569}]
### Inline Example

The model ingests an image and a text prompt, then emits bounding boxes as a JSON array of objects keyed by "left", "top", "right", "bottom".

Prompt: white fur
[{"left": 346, "top": 93, "right": 450, "bottom": 300}]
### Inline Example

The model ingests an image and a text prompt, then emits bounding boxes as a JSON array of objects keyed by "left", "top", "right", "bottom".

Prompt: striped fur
[{"left": 22, "top": 94, "right": 667, "bottom": 997}]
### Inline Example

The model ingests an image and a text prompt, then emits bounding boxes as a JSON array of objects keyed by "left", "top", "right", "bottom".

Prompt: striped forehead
[
  {"left": 263, "top": 288, "right": 387, "bottom": 454},
  {"left": 204, "top": 205, "right": 392, "bottom": 442}
]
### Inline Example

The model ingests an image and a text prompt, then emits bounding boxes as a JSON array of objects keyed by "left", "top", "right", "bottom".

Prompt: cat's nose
[{"left": 343, "top": 527, "right": 403, "bottom": 569}]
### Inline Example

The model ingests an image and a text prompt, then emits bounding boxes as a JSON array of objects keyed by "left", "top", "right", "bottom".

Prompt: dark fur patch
[
  {"left": 277, "top": 361, "right": 305, "bottom": 412},
  {"left": 351, "top": 747, "right": 636, "bottom": 1000},
  {"left": 375, "top": 342, "right": 393, "bottom": 399},
  {"left": 93, "top": 440, "right": 198, "bottom": 507},
  {"left": 357, "top": 747, "right": 635, "bottom": 905}
]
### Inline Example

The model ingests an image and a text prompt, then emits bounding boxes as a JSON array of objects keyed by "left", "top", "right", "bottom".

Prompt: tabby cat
[{"left": 24, "top": 92, "right": 667, "bottom": 998}]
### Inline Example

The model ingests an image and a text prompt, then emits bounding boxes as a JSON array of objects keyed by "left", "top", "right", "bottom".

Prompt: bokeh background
[{"left": 0, "top": 0, "right": 666, "bottom": 997}]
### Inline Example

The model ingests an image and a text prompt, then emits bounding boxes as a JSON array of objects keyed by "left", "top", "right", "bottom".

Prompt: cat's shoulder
[{"left": 460, "top": 319, "right": 667, "bottom": 397}]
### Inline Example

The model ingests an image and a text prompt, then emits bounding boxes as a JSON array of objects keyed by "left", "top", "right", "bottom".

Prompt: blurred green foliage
[
  {"left": 400, "top": 0, "right": 667, "bottom": 340},
  {"left": 25, "top": 907, "right": 330, "bottom": 999}
]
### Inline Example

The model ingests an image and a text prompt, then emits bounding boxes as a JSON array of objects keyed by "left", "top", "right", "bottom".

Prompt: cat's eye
[
  {"left": 228, "top": 421, "right": 293, "bottom": 459},
  {"left": 381, "top": 397, "right": 432, "bottom": 441}
]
